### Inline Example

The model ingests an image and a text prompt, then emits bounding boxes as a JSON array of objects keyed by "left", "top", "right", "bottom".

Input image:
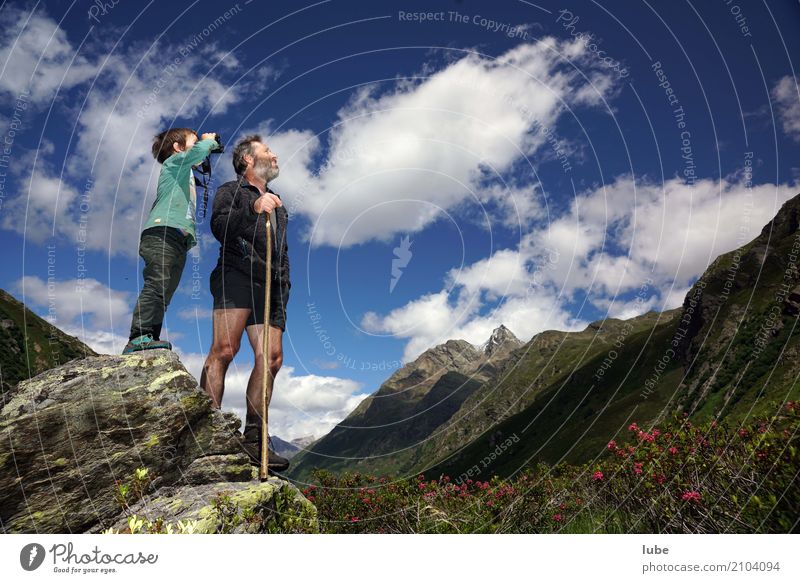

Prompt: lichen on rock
[{"left": 0, "top": 350, "right": 317, "bottom": 533}]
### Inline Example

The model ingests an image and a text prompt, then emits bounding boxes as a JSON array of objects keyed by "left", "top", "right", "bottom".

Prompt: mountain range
[{"left": 288, "top": 192, "right": 800, "bottom": 482}]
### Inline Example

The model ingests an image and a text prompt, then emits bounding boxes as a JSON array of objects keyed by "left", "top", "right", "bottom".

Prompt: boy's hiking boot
[
  {"left": 241, "top": 425, "right": 290, "bottom": 472},
  {"left": 122, "top": 334, "right": 173, "bottom": 354}
]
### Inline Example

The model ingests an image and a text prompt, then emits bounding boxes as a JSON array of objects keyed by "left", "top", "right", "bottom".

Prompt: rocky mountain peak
[
  {"left": 480, "top": 324, "right": 522, "bottom": 357},
  {"left": 398, "top": 339, "right": 482, "bottom": 378}
]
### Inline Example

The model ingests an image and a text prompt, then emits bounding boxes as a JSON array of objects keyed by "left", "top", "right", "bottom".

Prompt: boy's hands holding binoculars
[{"left": 201, "top": 132, "right": 217, "bottom": 141}]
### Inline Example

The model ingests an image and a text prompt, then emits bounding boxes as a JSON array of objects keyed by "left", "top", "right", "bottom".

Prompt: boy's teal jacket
[{"left": 142, "top": 138, "right": 217, "bottom": 248}]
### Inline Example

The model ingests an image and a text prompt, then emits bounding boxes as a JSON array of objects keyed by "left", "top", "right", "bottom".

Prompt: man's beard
[{"left": 254, "top": 157, "right": 280, "bottom": 182}]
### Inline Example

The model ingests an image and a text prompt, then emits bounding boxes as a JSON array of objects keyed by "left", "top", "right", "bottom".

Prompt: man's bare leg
[
  {"left": 244, "top": 324, "right": 283, "bottom": 428},
  {"left": 200, "top": 308, "right": 251, "bottom": 408}
]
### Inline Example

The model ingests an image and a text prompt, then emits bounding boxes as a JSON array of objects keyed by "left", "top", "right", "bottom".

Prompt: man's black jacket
[{"left": 210, "top": 175, "right": 290, "bottom": 292}]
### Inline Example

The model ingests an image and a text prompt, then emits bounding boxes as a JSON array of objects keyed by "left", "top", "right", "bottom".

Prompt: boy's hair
[
  {"left": 232, "top": 134, "right": 262, "bottom": 175},
  {"left": 152, "top": 128, "right": 197, "bottom": 164}
]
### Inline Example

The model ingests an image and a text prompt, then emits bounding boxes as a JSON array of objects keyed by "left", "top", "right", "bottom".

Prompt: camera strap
[{"left": 194, "top": 157, "right": 213, "bottom": 220}]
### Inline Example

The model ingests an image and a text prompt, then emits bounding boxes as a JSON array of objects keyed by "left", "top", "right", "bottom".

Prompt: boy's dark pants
[{"left": 129, "top": 226, "right": 190, "bottom": 341}]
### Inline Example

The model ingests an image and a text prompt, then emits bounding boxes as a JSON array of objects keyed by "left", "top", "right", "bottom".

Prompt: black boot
[{"left": 241, "top": 425, "right": 290, "bottom": 472}]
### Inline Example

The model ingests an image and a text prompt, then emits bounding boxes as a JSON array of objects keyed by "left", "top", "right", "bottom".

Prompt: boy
[{"left": 123, "top": 128, "right": 219, "bottom": 354}]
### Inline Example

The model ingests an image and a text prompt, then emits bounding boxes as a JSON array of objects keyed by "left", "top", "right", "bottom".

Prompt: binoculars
[{"left": 210, "top": 133, "right": 224, "bottom": 154}]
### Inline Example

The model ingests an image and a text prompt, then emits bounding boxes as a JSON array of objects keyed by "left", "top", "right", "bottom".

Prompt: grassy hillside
[
  {"left": 290, "top": 371, "right": 485, "bottom": 478},
  {"left": 0, "top": 289, "right": 95, "bottom": 395},
  {"left": 292, "top": 193, "right": 800, "bottom": 486},
  {"left": 417, "top": 310, "right": 678, "bottom": 469},
  {"left": 290, "top": 310, "right": 679, "bottom": 481},
  {"left": 425, "top": 317, "right": 685, "bottom": 479},
  {"left": 426, "top": 193, "right": 800, "bottom": 479}
]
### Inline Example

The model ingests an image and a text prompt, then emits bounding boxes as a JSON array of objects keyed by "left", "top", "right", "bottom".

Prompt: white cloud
[
  {"left": 266, "top": 36, "right": 619, "bottom": 248},
  {"left": 0, "top": 7, "right": 101, "bottom": 103},
  {"left": 476, "top": 183, "right": 545, "bottom": 229},
  {"left": 363, "top": 286, "right": 581, "bottom": 363},
  {"left": 178, "top": 351, "right": 367, "bottom": 442},
  {"left": 15, "top": 275, "right": 131, "bottom": 330},
  {"left": 62, "top": 325, "right": 126, "bottom": 356},
  {"left": 529, "top": 175, "right": 797, "bottom": 297},
  {"left": 363, "top": 173, "right": 798, "bottom": 361},
  {"left": 2, "top": 169, "right": 81, "bottom": 244},
  {"left": 448, "top": 248, "right": 530, "bottom": 300},
  {"left": 12, "top": 275, "right": 134, "bottom": 354},
  {"left": 772, "top": 75, "right": 800, "bottom": 141}
]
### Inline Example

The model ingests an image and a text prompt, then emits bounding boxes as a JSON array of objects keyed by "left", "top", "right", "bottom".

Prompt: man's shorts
[{"left": 209, "top": 264, "right": 288, "bottom": 331}]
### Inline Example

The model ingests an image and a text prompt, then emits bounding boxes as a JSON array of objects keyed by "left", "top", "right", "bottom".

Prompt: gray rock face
[
  {"left": 480, "top": 324, "right": 522, "bottom": 359},
  {"left": 0, "top": 351, "right": 316, "bottom": 533}
]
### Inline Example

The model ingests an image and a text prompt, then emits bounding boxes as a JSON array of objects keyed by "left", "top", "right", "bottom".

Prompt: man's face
[{"left": 251, "top": 142, "right": 279, "bottom": 182}]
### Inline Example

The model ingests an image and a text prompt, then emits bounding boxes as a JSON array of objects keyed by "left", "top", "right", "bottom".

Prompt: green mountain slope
[
  {"left": 288, "top": 329, "right": 524, "bottom": 479},
  {"left": 0, "top": 289, "right": 96, "bottom": 395},
  {"left": 426, "top": 192, "right": 800, "bottom": 479},
  {"left": 291, "top": 192, "right": 800, "bottom": 484},
  {"left": 416, "top": 310, "right": 677, "bottom": 467}
]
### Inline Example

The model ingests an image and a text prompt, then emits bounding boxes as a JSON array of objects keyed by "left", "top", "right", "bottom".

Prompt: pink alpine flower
[
  {"left": 628, "top": 422, "right": 639, "bottom": 431},
  {"left": 592, "top": 471, "right": 604, "bottom": 481},
  {"left": 638, "top": 431, "right": 655, "bottom": 442},
  {"left": 681, "top": 490, "right": 701, "bottom": 504}
]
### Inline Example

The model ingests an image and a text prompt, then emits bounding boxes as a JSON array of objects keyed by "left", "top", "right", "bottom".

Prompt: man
[{"left": 200, "top": 134, "right": 291, "bottom": 472}]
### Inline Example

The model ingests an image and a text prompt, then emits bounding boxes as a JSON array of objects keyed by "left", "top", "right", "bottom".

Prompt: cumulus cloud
[
  {"left": 0, "top": 6, "right": 101, "bottom": 103},
  {"left": 179, "top": 352, "right": 368, "bottom": 442},
  {"left": 15, "top": 275, "right": 131, "bottom": 330},
  {"left": 363, "top": 286, "right": 580, "bottom": 363},
  {"left": 265, "top": 35, "right": 619, "bottom": 248},
  {"left": 364, "top": 174, "right": 797, "bottom": 361},
  {"left": 12, "top": 275, "right": 135, "bottom": 354},
  {"left": 529, "top": 175, "right": 797, "bottom": 297},
  {"left": 772, "top": 75, "right": 800, "bottom": 141}
]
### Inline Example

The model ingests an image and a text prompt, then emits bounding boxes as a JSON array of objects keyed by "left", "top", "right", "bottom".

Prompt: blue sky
[{"left": 1, "top": 0, "right": 799, "bottom": 440}]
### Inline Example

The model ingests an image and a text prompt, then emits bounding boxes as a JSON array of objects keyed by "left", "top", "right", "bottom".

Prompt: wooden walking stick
[{"left": 260, "top": 213, "right": 273, "bottom": 481}]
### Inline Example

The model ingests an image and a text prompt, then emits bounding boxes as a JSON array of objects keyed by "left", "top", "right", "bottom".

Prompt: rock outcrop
[
  {"left": 479, "top": 324, "right": 522, "bottom": 359},
  {"left": 0, "top": 351, "right": 317, "bottom": 533}
]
